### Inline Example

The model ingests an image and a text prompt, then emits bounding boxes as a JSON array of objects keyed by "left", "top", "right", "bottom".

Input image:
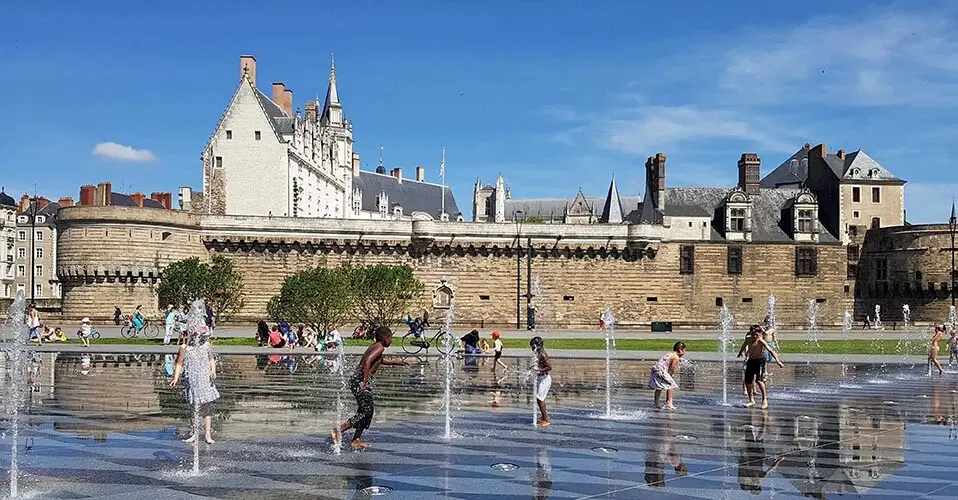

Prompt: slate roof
[
  {"left": 109, "top": 192, "right": 165, "bottom": 209},
  {"left": 598, "top": 178, "right": 623, "bottom": 224},
  {"left": 252, "top": 88, "right": 293, "bottom": 134},
  {"left": 505, "top": 197, "right": 642, "bottom": 222},
  {"left": 0, "top": 189, "right": 14, "bottom": 208},
  {"left": 649, "top": 186, "right": 840, "bottom": 243},
  {"left": 353, "top": 171, "right": 460, "bottom": 218},
  {"left": 17, "top": 201, "right": 60, "bottom": 227},
  {"left": 761, "top": 146, "right": 904, "bottom": 188}
]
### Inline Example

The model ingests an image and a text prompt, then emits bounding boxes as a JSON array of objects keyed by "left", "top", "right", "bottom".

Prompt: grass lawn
[{"left": 45, "top": 336, "right": 941, "bottom": 356}]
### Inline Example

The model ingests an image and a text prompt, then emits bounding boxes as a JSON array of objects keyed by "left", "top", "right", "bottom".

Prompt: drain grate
[
  {"left": 360, "top": 486, "right": 393, "bottom": 496},
  {"left": 592, "top": 446, "right": 618, "bottom": 453},
  {"left": 491, "top": 463, "right": 520, "bottom": 471}
]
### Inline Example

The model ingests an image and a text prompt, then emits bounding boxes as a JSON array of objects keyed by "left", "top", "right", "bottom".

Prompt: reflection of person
[
  {"left": 738, "top": 412, "right": 784, "bottom": 492},
  {"left": 331, "top": 326, "right": 409, "bottom": 450},
  {"left": 532, "top": 448, "right": 552, "bottom": 500},
  {"left": 645, "top": 414, "right": 688, "bottom": 487},
  {"left": 169, "top": 300, "right": 220, "bottom": 445}
]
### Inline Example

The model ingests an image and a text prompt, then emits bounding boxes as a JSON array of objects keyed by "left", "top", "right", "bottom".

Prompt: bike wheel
[
  {"left": 435, "top": 331, "right": 455, "bottom": 356},
  {"left": 120, "top": 326, "right": 135, "bottom": 338},
  {"left": 401, "top": 332, "right": 424, "bottom": 355},
  {"left": 144, "top": 324, "right": 160, "bottom": 339}
]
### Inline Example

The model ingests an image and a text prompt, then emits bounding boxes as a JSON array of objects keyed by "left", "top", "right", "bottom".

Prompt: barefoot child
[
  {"left": 531, "top": 336, "right": 552, "bottom": 427},
  {"left": 737, "top": 325, "right": 784, "bottom": 409},
  {"left": 169, "top": 300, "right": 220, "bottom": 444},
  {"left": 929, "top": 324, "right": 945, "bottom": 376},
  {"left": 492, "top": 331, "right": 508, "bottom": 371},
  {"left": 78, "top": 317, "right": 93, "bottom": 348},
  {"left": 649, "top": 341, "right": 686, "bottom": 410},
  {"left": 332, "top": 326, "right": 409, "bottom": 449}
]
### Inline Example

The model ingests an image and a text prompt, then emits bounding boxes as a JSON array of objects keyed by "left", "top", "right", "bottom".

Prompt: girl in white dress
[
  {"left": 169, "top": 299, "right": 220, "bottom": 444},
  {"left": 648, "top": 341, "right": 686, "bottom": 410}
]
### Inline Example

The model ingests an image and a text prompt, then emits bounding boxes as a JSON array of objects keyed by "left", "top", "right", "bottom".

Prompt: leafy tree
[
  {"left": 267, "top": 266, "right": 359, "bottom": 335},
  {"left": 355, "top": 264, "right": 425, "bottom": 328},
  {"left": 522, "top": 216, "right": 544, "bottom": 224},
  {"left": 157, "top": 256, "right": 246, "bottom": 322}
]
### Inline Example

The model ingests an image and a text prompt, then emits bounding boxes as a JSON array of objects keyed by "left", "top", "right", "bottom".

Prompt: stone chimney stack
[
  {"left": 95, "top": 182, "right": 112, "bottom": 206},
  {"left": 272, "top": 83, "right": 292, "bottom": 117},
  {"left": 283, "top": 88, "right": 293, "bottom": 117},
  {"left": 79, "top": 185, "right": 95, "bottom": 206},
  {"left": 305, "top": 100, "right": 317, "bottom": 122},
  {"left": 178, "top": 187, "right": 193, "bottom": 211},
  {"left": 36, "top": 197, "right": 50, "bottom": 209},
  {"left": 352, "top": 152, "right": 361, "bottom": 177},
  {"left": 737, "top": 153, "right": 762, "bottom": 196},
  {"left": 58, "top": 197, "right": 74, "bottom": 208},
  {"left": 150, "top": 192, "right": 172, "bottom": 210},
  {"left": 837, "top": 149, "right": 845, "bottom": 160},
  {"left": 645, "top": 153, "right": 667, "bottom": 211},
  {"left": 415, "top": 165, "right": 425, "bottom": 182},
  {"left": 240, "top": 55, "right": 257, "bottom": 86},
  {"left": 391, "top": 167, "right": 403, "bottom": 182},
  {"left": 130, "top": 192, "right": 145, "bottom": 207}
]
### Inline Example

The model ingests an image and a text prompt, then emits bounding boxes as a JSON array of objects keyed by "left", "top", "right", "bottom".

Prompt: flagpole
[{"left": 440, "top": 146, "right": 446, "bottom": 219}]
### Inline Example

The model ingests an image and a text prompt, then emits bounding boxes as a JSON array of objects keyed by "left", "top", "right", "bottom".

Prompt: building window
[
  {"left": 35, "top": 248, "right": 42, "bottom": 259},
  {"left": 871, "top": 217, "right": 880, "bottom": 229},
  {"left": 17, "top": 231, "right": 25, "bottom": 241},
  {"left": 847, "top": 244, "right": 859, "bottom": 261},
  {"left": 847, "top": 263, "right": 858, "bottom": 279},
  {"left": 34, "top": 284, "right": 42, "bottom": 298},
  {"left": 255, "top": 131, "right": 262, "bottom": 140},
  {"left": 848, "top": 225, "right": 858, "bottom": 238},
  {"left": 872, "top": 187, "right": 880, "bottom": 203},
  {"left": 795, "top": 247, "right": 818, "bottom": 277},
  {"left": 727, "top": 246, "right": 743, "bottom": 275},
  {"left": 17, "top": 248, "right": 25, "bottom": 259},
  {"left": 742, "top": 297, "right": 753, "bottom": 303},
  {"left": 852, "top": 187, "right": 861, "bottom": 203},
  {"left": 35, "top": 265, "right": 42, "bottom": 277},
  {"left": 226, "top": 130, "right": 232, "bottom": 139},
  {"left": 16, "top": 265, "right": 24, "bottom": 277},
  {"left": 853, "top": 210, "right": 860, "bottom": 219},
  {"left": 915, "top": 270, "right": 923, "bottom": 282},
  {"left": 215, "top": 156, "right": 223, "bottom": 169},
  {"left": 876, "top": 258, "right": 888, "bottom": 281},
  {"left": 35, "top": 216, "right": 44, "bottom": 223},
  {"left": 479, "top": 295, "right": 490, "bottom": 300},
  {"left": 646, "top": 296, "right": 658, "bottom": 302},
  {"left": 715, "top": 297, "right": 724, "bottom": 307},
  {"left": 35, "top": 231, "right": 43, "bottom": 241},
  {"left": 679, "top": 245, "right": 695, "bottom": 274},
  {"left": 563, "top": 295, "right": 575, "bottom": 301},
  {"left": 797, "top": 209, "right": 814, "bottom": 233},
  {"left": 729, "top": 208, "right": 746, "bottom": 231}
]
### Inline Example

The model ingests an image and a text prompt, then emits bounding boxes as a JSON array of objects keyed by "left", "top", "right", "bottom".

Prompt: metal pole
[
  {"left": 29, "top": 196, "right": 36, "bottom": 303},
  {"left": 515, "top": 213, "right": 522, "bottom": 329},
  {"left": 952, "top": 218, "right": 956, "bottom": 307},
  {"left": 526, "top": 236, "right": 533, "bottom": 330}
]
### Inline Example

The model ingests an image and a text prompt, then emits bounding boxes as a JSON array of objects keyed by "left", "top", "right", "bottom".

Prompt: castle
[{"left": 38, "top": 55, "right": 958, "bottom": 328}]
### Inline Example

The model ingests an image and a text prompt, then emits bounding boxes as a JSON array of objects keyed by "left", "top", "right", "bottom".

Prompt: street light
[
  {"left": 950, "top": 200, "right": 956, "bottom": 307},
  {"left": 28, "top": 194, "right": 38, "bottom": 303},
  {"left": 515, "top": 210, "right": 523, "bottom": 329}
]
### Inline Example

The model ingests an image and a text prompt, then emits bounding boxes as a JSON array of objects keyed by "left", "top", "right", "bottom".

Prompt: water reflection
[
  {"left": 531, "top": 448, "right": 552, "bottom": 499},
  {"left": 645, "top": 413, "right": 687, "bottom": 487}
]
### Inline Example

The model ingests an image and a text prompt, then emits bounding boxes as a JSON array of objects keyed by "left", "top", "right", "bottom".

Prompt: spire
[
  {"left": 375, "top": 145, "right": 386, "bottom": 174},
  {"left": 600, "top": 176, "right": 624, "bottom": 224},
  {"left": 638, "top": 177, "right": 663, "bottom": 225},
  {"left": 321, "top": 53, "right": 342, "bottom": 125},
  {"left": 326, "top": 53, "right": 339, "bottom": 105},
  {"left": 951, "top": 198, "right": 956, "bottom": 223}
]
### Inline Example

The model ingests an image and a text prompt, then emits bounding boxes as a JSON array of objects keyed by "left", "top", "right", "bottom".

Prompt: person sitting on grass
[{"left": 268, "top": 325, "right": 286, "bottom": 348}]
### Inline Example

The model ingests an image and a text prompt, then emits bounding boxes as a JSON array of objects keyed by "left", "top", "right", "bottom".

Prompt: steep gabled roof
[
  {"left": 842, "top": 150, "right": 904, "bottom": 182},
  {"left": 599, "top": 177, "right": 624, "bottom": 224},
  {"left": 203, "top": 77, "right": 288, "bottom": 153}
]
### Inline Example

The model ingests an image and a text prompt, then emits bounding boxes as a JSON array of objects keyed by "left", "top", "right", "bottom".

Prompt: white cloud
[{"left": 92, "top": 142, "right": 157, "bottom": 162}]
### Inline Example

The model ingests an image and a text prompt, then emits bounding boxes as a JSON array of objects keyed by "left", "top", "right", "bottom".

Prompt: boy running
[
  {"left": 492, "top": 331, "right": 508, "bottom": 371},
  {"left": 332, "top": 326, "right": 409, "bottom": 449},
  {"left": 531, "top": 336, "right": 552, "bottom": 427},
  {"left": 737, "top": 325, "right": 784, "bottom": 409}
]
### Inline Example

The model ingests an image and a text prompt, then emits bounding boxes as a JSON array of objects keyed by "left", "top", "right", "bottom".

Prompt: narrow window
[
  {"left": 795, "top": 247, "right": 819, "bottom": 277},
  {"left": 815, "top": 298, "right": 826, "bottom": 303},
  {"left": 479, "top": 295, "right": 490, "bottom": 300},
  {"left": 255, "top": 131, "right": 262, "bottom": 140},
  {"left": 871, "top": 217, "right": 881, "bottom": 229},
  {"left": 715, "top": 297, "right": 724, "bottom": 307},
  {"left": 215, "top": 156, "right": 223, "bottom": 169},
  {"left": 847, "top": 244, "right": 860, "bottom": 262},
  {"left": 727, "top": 245, "right": 743, "bottom": 275},
  {"left": 853, "top": 210, "right": 860, "bottom": 219},
  {"left": 646, "top": 297, "right": 658, "bottom": 302},
  {"left": 876, "top": 258, "right": 888, "bottom": 281},
  {"left": 797, "top": 209, "right": 814, "bottom": 233},
  {"left": 679, "top": 245, "right": 695, "bottom": 274},
  {"left": 226, "top": 130, "right": 232, "bottom": 139},
  {"left": 847, "top": 263, "right": 858, "bottom": 279},
  {"left": 872, "top": 187, "right": 880, "bottom": 203},
  {"left": 563, "top": 295, "right": 574, "bottom": 301},
  {"left": 730, "top": 208, "right": 746, "bottom": 231},
  {"left": 852, "top": 187, "right": 861, "bottom": 203},
  {"left": 742, "top": 297, "right": 753, "bottom": 303}
]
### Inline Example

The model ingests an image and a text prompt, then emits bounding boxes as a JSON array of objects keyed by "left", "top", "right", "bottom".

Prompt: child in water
[
  {"left": 531, "top": 336, "right": 552, "bottom": 427},
  {"left": 649, "top": 341, "right": 686, "bottom": 410},
  {"left": 948, "top": 328, "right": 957, "bottom": 366},
  {"left": 169, "top": 299, "right": 220, "bottom": 444}
]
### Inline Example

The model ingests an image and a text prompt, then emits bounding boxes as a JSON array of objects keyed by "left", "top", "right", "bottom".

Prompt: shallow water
[{"left": 2, "top": 352, "right": 957, "bottom": 498}]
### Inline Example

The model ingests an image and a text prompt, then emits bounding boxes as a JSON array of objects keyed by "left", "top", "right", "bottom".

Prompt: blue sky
[{"left": 2, "top": 0, "right": 957, "bottom": 222}]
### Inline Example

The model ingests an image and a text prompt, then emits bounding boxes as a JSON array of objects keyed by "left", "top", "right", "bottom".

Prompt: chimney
[
  {"left": 58, "top": 196, "right": 74, "bottom": 208},
  {"left": 151, "top": 192, "right": 172, "bottom": 210},
  {"left": 130, "top": 192, "right": 145, "bottom": 207},
  {"left": 645, "top": 153, "right": 667, "bottom": 211},
  {"left": 351, "top": 152, "right": 361, "bottom": 177},
  {"left": 809, "top": 143, "right": 827, "bottom": 159},
  {"left": 283, "top": 88, "right": 293, "bottom": 117},
  {"left": 305, "top": 100, "right": 317, "bottom": 122},
  {"left": 240, "top": 55, "right": 257, "bottom": 87},
  {"left": 272, "top": 83, "right": 289, "bottom": 116},
  {"left": 391, "top": 167, "right": 403, "bottom": 182},
  {"left": 837, "top": 149, "right": 845, "bottom": 160},
  {"left": 737, "top": 153, "right": 762, "bottom": 196},
  {"left": 95, "top": 181, "right": 112, "bottom": 206},
  {"left": 415, "top": 165, "right": 425, "bottom": 182},
  {"left": 79, "top": 185, "right": 95, "bottom": 206},
  {"left": 18, "top": 194, "right": 30, "bottom": 213},
  {"left": 36, "top": 197, "right": 50, "bottom": 209},
  {"left": 178, "top": 186, "right": 193, "bottom": 211}
]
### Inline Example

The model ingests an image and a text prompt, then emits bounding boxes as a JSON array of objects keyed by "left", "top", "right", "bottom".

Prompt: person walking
[
  {"left": 27, "top": 303, "right": 42, "bottom": 344},
  {"left": 163, "top": 304, "right": 177, "bottom": 345},
  {"left": 113, "top": 306, "right": 122, "bottom": 326},
  {"left": 929, "top": 324, "right": 946, "bottom": 377}
]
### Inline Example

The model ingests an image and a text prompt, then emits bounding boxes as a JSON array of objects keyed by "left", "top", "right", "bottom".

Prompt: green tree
[
  {"left": 267, "top": 266, "right": 359, "bottom": 335},
  {"left": 157, "top": 256, "right": 246, "bottom": 322},
  {"left": 523, "top": 216, "right": 544, "bottom": 224},
  {"left": 355, "top": 264, "right": 425, "bottom": 328}
]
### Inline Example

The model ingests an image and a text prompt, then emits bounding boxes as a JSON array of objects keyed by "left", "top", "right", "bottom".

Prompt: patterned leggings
[{"left": 348, "top": 375, "right": 374, "bottom": 440}]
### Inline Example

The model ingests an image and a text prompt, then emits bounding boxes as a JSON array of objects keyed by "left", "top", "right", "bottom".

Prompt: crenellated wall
[{"left": 57, "top": 205, "right": 855, "bottom": 327}]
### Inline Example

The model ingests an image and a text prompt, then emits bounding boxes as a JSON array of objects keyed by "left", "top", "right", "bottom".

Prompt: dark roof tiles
[{"left": 353, "top": 171, "right": 459, "bottom": 218}]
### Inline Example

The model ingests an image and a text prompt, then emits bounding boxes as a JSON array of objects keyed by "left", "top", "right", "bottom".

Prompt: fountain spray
[
  {"left": 600, "top": 307, "right": 617, "bottom": 419},
  {"left": 841, "top": 311, "right": 852, "bottom": 377},
  {"left": 805, "top": 299, "right": 821, "bottom": 355},
  {"left": 767, "top": 295, "right": 777, "bottom": 330},
  {"left": 2, "top": 293, "right": 27, "bottom": 499},
  {"left": 441, "top": 302, "right": 456, "bottom": 439},
  {"left": 949, "top": 305, "right": 957, "bottom": 331},
  {"left": 718, "top": 306, "right": 735, "bottom": 406},
  {"left": 333, "top": 342, "right": 347, "bottom": 455}
]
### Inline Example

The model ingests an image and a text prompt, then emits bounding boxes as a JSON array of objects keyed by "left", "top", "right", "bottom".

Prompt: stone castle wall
[
  {"left": 855, "top": 224, "right": 957, "bottom": 323},
  {"left": 56, "top": 206, "right": 856, "bottom": 327}
]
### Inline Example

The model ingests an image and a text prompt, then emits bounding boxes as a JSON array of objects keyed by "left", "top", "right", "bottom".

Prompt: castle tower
[
  {"left": 494, "top": 175, "right": 506, "bottom": 223},
  {"left": 320, "top": 54, "right": 353, "bottom": 216}
]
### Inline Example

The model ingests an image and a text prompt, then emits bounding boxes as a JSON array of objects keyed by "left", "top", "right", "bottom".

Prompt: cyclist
[{"left": 130, "top": 305, "right": 146, "bottom": 335}]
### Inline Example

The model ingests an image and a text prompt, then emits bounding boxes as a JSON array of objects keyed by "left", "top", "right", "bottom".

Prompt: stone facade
[
  {"left": 0, "top": 190, "right": 15, "bottom": 298},
  {"left": 855, "top": 223, "right": 957, "bottom": 323},
  {"left": 13, "top": 196, "right": 61, "bottom": 300},
  {"left": 57, "top": 205, "right": 854, "bottom": 327}
]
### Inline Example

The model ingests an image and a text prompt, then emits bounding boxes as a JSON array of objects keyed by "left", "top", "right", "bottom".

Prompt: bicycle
[
  {"left": 121, "top": 317, "right": 159, "bottom": 339},
  {"left": 401, "top": 327, "right": 455, "bottom": 356},
  {"left": 77, "top": 329, "right": 101, "bottom": 339}
]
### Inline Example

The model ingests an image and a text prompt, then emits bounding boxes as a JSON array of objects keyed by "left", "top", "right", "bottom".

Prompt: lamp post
[
  {"left": 950, "top": 201, "right": 956, "bottom": 307},
  {"left": 526, "top": 232, "right": 534, "bottom": 330},
  {"left": 28, "top": 194, "right": 37, "bottom": 303},
  {"left": 515, "top": 210, "right": 523, "bottom": 329}
]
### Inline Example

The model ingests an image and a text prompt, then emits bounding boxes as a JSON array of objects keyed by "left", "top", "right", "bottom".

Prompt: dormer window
[
  {"left": 392, "top": 204, "right": 403, "bottom": 219},
  {"left": 730, "top": 208, "right": 746, "bottom": 231},
  {"left": 790, "top": 189, "right": 819, "bottom": 243},
  {"left": 868, "top": 168, "right": 879, "bottom": 178},
  {"left": 797, "top": 209, "right": 814, "bottom": 232},
  {"left": 851, "top": 167, "right": 861, "bottom": 178},
  {"left": 377, "top": 191, "right": 388, "bottom": 218},
  {"left": 723, "top": 187, "right": 752, "bottom": 242}
]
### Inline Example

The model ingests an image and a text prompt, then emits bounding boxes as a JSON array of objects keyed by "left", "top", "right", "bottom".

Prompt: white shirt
[{"left": 494, "top": 339, "right": 503, "bottom": 353}]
